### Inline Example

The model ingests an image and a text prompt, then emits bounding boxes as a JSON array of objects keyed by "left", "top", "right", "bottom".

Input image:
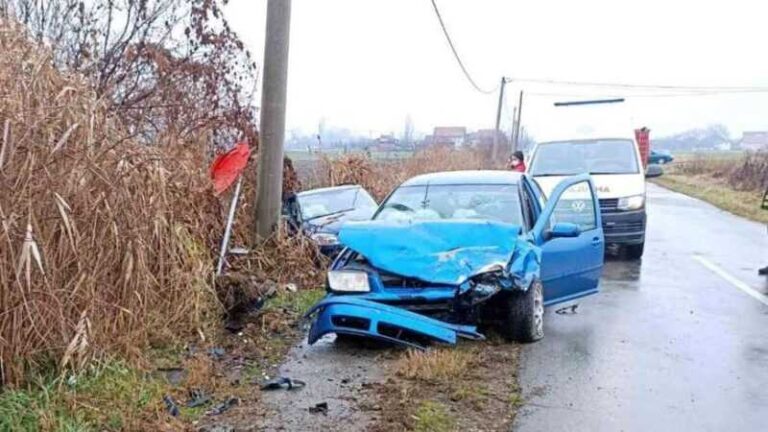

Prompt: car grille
[
  {"left": 602, "top": 220, "right": 644, "bottom": 234},
  {"left": 598, "top": 198, "right": 620, "bottom": 213},
  {"left": 379, "top": 271, "right": 431, "bottom": 289}
]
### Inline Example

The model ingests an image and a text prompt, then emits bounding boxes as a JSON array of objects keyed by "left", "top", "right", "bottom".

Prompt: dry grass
[
  {"left": 0, "top": 20, "right": 225, "bottom": 386},
  {"left": 394, "top": 348, "right": 475, "bottom": 383},
  {"left": 311, "top": 147, "right": 492, "bottom": 200},
  {"left": 671, "top": 152, "right": 768, "bottom": 192}
]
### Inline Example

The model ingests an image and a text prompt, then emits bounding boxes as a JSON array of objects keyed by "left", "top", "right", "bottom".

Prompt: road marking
[{"left": 693, "top": 255, "right": 768, "bottom": 307}]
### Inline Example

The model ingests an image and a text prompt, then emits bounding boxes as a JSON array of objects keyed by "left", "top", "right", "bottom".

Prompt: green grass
[
  {"left": 412, "top": 401, "right": 456, "bottom": 432},
  {"left": 653, "top": 175, "right": 768, "bottom": 224},
  {"left": 263, "top": 288, "right": 325, "bottom": 316},
  {"left": 0, "top": 361, "right": 166, "bottom": 432}
]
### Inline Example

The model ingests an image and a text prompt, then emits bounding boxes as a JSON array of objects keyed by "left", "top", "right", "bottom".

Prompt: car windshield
[
  {"left": 529, "top": 139, "right": 640, "bottom": 176},
  {"left": 375, "top": 184, "right": 522, "bottom": 225},
  {"left": 298, "top": 187, "right": 377, "bottom": 220}
]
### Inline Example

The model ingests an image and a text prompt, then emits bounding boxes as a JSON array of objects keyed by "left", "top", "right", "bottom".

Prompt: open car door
[{"left": 530, "top": 174, "right": 604, "bottom": 306}]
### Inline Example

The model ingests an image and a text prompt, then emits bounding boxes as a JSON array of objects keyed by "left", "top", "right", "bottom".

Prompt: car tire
[
  {"left": 500, "top": 279, "right": 544, "bottom": 343},
  {"left": 625, "top": 242, "right": 645, "bottom": 260}
]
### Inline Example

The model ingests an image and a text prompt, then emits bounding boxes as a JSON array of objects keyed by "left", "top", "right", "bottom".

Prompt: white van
[{"left": 527, "top": 137, "right": 661, "bottom": 259}]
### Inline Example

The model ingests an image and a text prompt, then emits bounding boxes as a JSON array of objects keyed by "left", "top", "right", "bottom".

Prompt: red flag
[{"left": 210, "top": 142, "right": 251, "bottom": 195}]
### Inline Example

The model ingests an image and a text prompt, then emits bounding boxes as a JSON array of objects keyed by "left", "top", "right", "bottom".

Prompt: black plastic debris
[
  {"left": 309, "top": 402, "right": 328, "bottom": 415},
  {"left": 186, "top": 388, "right": 212, "bottom": 408},
  {"left": 163, "top": 395, "right": 180, "bottom": 417},
  {"left": 555, "top": 304, "right": 579, "bottom": 315},
  {"left": 259, "top": 376, "right": 306, "bottom": 391},
  {"left": 206, "top": 397, "right": 240, "bottom": 416}
]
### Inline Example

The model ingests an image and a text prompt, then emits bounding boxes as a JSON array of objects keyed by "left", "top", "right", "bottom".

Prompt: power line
[
  {"left": 509, "top": 77, "right": 768, "bottom": 92},
  {"left": 429, "top": 0, "right": 498, "bottom": 95},
  {"left": 526, "top": 89, "right": 768, "bottom": 99}
]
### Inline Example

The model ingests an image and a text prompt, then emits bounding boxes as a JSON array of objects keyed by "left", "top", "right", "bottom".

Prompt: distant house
[
  {"left": 371, "top": 134, "right": 400, "bottom": 152},
  {"left": 467, "top": 129, "right": 509, "bottom": 152},
  {"left": 740, "top": 132, "right": 768, "bottom": 152},
  {"left": 431, "top": 127, "right": 467, "bottom": 148}
]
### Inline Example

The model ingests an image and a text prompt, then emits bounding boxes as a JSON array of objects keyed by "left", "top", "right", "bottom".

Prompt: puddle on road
[{"left": 258, "top": 335, "right": 395, "bottom": 431}]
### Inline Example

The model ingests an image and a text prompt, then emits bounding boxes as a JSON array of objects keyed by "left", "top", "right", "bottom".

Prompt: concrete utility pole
[
  {"left": 492, "top": 76, "right": 507, "bottom": 160},
  {"left": 254, "top": 0, "right": 292, "bottom": 240},
  {"left": 512, "top": 90, "right": 524, "bottom": 152}
]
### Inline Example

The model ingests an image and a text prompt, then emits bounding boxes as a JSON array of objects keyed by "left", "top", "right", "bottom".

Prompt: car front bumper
[{"left": 601, "top": 209, "right": 646, "bottom": 245}]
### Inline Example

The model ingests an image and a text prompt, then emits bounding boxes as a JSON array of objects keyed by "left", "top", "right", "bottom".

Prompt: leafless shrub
[{"left": 0, "top": 20, "right": 225, "bottom": 386}]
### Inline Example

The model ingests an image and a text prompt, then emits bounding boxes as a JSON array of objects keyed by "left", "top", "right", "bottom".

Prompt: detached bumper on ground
[{"left": 306, "top": 296, "right": 485, "bottom": 350}]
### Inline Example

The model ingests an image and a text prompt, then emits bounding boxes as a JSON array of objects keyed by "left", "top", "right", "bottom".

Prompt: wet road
[{"left": 514, "top": 183, "right": 768, "bottom": 432}]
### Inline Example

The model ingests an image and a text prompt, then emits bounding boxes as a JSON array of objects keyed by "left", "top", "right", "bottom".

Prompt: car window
[
  {"left": 375, "top": 184, "right": 522, "bottom": 225},
  {"left": 549, "top": 181, "right": 597, "bottom": 231},
  {"left": 297, "top": 187, "right": 377, "bottom": 220},
  {"left": 530, "top": 139, "right": 639, "bottom": 176}
]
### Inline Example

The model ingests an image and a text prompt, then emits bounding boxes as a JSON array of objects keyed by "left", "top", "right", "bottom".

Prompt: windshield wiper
[
  {"left": 531, "top": 173, "right": 576, "bottom": 177},
  {"left": 305, "top": 208, "right": 355, "bottom": 222}
]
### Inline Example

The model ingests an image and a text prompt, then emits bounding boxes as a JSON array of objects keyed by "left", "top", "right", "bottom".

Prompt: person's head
[{"left": 510, "top": 151, "right": 524, "bottom": 166}]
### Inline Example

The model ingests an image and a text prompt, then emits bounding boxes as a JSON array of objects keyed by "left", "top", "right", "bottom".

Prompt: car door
[{"left": 529, "top": 174, "right": 604, "bottom": 306}]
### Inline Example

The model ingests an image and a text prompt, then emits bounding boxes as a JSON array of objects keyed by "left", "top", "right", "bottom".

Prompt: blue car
[
  {"left": 306, "top": 171, "right": 605, "bottom": 348},
  {"left": 648, "top": 149, "right": 674, "bottom": 164},
  {"left": 283, "top": 185, "right": 378, "bottom": 256}
]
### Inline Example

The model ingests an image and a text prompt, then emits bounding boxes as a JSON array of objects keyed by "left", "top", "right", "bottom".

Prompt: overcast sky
[{"left": 225, "top": 0, "right": 768, "bottom": 140}]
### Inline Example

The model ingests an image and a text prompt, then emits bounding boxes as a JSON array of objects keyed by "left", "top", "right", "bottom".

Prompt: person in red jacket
[{"left": 508, "top": 150, "right": 526, "bottom": 173}]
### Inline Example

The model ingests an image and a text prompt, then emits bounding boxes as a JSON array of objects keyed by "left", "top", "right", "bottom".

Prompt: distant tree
[
  {"left": 0, "top": 0, "right": 258, "bottom": 147},
  {"left": 402, "top": 114, "right": 414, "bottom": 146}
]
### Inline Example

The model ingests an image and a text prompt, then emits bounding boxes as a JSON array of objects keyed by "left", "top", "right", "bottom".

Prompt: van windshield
[{"left": 529, "top": 139, "right": 640, "bottom": 176}]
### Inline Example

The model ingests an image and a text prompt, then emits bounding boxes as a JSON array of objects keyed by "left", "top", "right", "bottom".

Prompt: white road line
[{"left": 693, "top": 255, "right": 768, "bottom": 307}]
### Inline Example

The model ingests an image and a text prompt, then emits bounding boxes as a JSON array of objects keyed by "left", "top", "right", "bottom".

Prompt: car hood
[{"left": 338, "top": 219, "right": 540, "bottom": 287}]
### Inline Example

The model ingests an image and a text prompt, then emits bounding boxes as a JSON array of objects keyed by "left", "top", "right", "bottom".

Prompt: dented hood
[{"left": 339, "top": 219, "right": 540, "bottom": 287}]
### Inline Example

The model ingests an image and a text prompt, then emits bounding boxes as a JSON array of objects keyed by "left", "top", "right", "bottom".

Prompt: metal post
[
  {"left": 492, "top": 77, "right": 506, "bottom": 160},
  {"left": 513, "top": 90, "right": 524, "bottom": 152},
  {"left": 216, "top": 176, "right": 243, "bottom": 276},
  {"left": 255, "top": 0, "right": 292, "bottom": 240}
]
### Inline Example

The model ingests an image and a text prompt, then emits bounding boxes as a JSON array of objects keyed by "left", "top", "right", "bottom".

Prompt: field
[{"left": 651, "top": 151, "right": 768, "bottom": 224}]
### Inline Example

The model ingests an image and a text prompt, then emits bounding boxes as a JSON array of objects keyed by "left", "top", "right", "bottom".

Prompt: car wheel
[
  {"left": 625, "top": 242, "right": 645, "bottom": 260},
  {"left": 500, "top": 279, "right": 544, "bottom": 343}
]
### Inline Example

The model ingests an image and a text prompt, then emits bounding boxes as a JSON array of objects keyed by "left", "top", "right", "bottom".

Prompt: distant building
[
  {"left": 430, "top": 127, "right": 467, "bottom": 148},
  {"left": 467, "top": 129, "right": 509, "bottom": 153},
  {"left": 371, "top": 134, "right": 400, "bottom": 152},
  {"left": 740, "top": 131, "right": 768, "bottom": 152}
]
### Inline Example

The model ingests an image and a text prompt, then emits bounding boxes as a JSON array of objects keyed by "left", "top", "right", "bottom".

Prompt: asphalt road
[{"left": 514, "top": 183, "right": 768, "bottom": 432}]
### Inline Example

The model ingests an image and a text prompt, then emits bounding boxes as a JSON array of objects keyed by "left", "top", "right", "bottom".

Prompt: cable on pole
[
  {"left": 429, "top": 0, "right": 498, "bottom": 95},
  {"left": 508, "top": 77, "right": 768, "bottom": 92}
]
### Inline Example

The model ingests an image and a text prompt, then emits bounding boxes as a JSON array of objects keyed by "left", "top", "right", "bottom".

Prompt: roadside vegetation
[
  {"left": 652, "top": 152, "right": 768, "bottom": 223},
  {"left": 373, "top": 339, "right": 521, "bottom": 432}
]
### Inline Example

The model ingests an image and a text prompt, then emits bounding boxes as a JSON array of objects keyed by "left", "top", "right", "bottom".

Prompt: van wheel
[
  {"left": 625, "top": 242, "right": 645, "bottom": 260},
  {"left": 499, "top": 279, "right": 544, "bottom": 343}
]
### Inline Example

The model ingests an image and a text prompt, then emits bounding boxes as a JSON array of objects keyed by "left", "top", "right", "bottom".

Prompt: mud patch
[
  {"left": 371, "top": 338, "right": 521, "bottom": 432},
  {"left": 257, "top": 335, "right": 399, "bottom": 431}
]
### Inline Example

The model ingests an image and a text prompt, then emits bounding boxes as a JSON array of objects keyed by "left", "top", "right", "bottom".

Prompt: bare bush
[
  {"left": 0, "top": 0, "right": 258, "bottom": 148},
  {"left": 0, "top": 20, "right": 224, "bottom": 386}
]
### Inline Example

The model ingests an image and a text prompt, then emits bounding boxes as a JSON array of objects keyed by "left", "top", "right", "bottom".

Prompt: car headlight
[
  {"left": 311, "top": 232, "right": 339, "bottom": 246},
  {"left": 617, "top": 195, "right": 645, "bottom": 211},
  {"left": 328, "top": 270, "right": 370, "bottom": 293}
]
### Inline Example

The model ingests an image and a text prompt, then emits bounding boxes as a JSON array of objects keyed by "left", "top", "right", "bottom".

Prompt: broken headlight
[
  {"left": 311, "top": 232, "right": 339, "bottom": 246},
  {"left": 328, "top": 270, "right": 370, "bottom": 292},
  {"left": 617, "top": 194, "right": 645, "bottom": 211}
]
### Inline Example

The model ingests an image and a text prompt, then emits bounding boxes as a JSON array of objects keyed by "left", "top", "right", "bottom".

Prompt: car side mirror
[
  {"left": 545, "top": 222, "right": 581, "bottom": 240},
  {"left": 645, "top": 164, "right": 664, "bottom": 178}
]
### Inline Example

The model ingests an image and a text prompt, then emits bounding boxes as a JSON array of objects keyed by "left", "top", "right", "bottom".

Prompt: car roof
[
  {"left": 537, "top": 137, "right": 635, "bottom": 145},
  {"left": 297, "top": 184, "right": 362, "bottom": 197},
  {"left": 400, "top": 170, "right": 522, "bottom": 186}
]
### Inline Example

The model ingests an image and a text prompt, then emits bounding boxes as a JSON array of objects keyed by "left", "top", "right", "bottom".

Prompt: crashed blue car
[{"left": 306, "top": 170, "right": 605, "bottom": 349}]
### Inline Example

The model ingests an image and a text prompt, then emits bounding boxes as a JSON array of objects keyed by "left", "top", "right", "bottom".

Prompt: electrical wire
[
  {"left": 508, "top": 77, "right": 768, "bottom": 92},
  {"left": 429, "top": 0, "right": 498, "bottom": 95},
  {"left": 526, "top": 89, "right": 768, "bottom": 99}
]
